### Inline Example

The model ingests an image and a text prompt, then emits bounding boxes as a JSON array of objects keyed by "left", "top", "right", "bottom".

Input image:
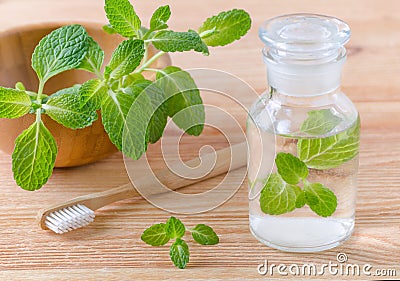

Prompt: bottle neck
[
  {"left": 268, "top": 86, "right": 342, "bottom": 107},
  {"left": 264, "top": 47, "right": 346, "bottom": 97}
]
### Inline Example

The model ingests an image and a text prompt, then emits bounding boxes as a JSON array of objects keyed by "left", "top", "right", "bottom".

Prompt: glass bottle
[{"left": 247, "top": 14, "right": 360, "bottom": 252}]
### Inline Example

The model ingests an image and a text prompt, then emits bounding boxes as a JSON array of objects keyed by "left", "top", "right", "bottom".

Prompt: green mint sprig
[
  {"left": 83, "top": 0, "right": 251, "bottom": 158},
  {"left": 0, "top": 0, "right": 251, "bottom": 190},
  {"left": 260, "top": 152, "right": 338, "bottom": 217},
  {"left": 259, "top": 109, "right": 360, "bottom": 217},
  {"left": 141, "top": 217, "right": 219, "bottom": 269},
  {"left": 6, "top": 25, "right": 96, "bottom": 191},
  {"left": 94, "top": 0, "right": 251, "bottom": 161}
]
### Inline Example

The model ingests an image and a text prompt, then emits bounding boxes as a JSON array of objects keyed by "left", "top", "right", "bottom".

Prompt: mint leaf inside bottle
[
  {"left": 298, "top": 117, "right": 360, "bottom": 170},
  {"left": 275, "top": 152, "right": 308, "bottom": 184},
  {"left": 304, "top": 182, "right": 337, "bottom": 217},
  {"left": 259, "top": 174, "right": 302, "bottom": 215},
  {"left": 300, "top": 109, "right": 342, "bottom": 135}
]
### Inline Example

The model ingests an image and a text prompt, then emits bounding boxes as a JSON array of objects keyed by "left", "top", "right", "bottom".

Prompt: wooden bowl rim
[{"left": 0, "top": 21, "right": 110, "bottom": 38}]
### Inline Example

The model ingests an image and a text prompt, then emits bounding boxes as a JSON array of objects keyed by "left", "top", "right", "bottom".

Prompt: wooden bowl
[{"left": 0, "top": 22, "right": 171, "bottom": 167}]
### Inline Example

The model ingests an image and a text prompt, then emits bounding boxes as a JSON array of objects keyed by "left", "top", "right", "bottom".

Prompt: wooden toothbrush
[{"left": 37, "top": 142, "right": 248, "bottom": 234}]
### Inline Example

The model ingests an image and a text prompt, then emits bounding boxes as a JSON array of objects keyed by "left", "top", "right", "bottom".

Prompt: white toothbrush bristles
[{"left": 45, "top": 204, "right": 95, "bottom": 234}]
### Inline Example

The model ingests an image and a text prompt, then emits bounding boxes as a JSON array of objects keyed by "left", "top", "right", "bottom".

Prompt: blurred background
[{"left": 1, "top": 0, "right": 398, "bottom": 104}]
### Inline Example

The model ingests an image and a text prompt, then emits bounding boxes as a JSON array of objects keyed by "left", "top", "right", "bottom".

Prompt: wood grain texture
[
  {"left": 37, "top": 142, "right": 247, "bottom": 229},
  {"left": 0, "top": 0, "right": 399, "bottom": 280}
]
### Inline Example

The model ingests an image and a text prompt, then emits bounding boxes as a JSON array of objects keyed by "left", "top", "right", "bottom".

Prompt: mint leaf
[
  {"left": 198, "top": 9, "right": 251, "bottom": 47},
  {"left": 103, "top": 83, "right": 161, "bottom": 160},
  {"left": 44, "top": 86, "right": 97, "bottom": 129},
  {"left": 102, "top": 24, "right": 118, "bottom": 35},
  {"left": 122, "top": 88, "right": 154, "bottom": 159},
  {"left": 305, "top": 183, "right": 337, "bottom": 217},
  {"left": 121, "top": 73, "right": 146, "bottom": 88},
  {"left": 150, "top": 5, "right": 171, "bottom": 32},
  {"left": 78, "top": 36, "right": 104, "bottom": 74},
  {"left": 12, "top": 121, "right": 57, "bottom": 191},
  {"left": 31, "top": 25, "right": 88, "bottom": 82},
  {"left": 147, "top": 95, "right": 168, "bottom": 144},
  {"left": 126, "top": 80, "right": 168, "bottom": 144},
  {"left": 79, "top": 79, "right": 108, "bottom": 110},
  {"left": 104, "top": 0, "right": 141, "bottom": 38},
  {"left": 191, "top": 224, "right": 219, "bottom": 245},
  {"left": 105, "top": 39, "right": 145, "bottom": 79},
  {"left": 156, "top": 66, "right": 204, "bottom": 136},
  {"left": 301, "top": 109, "right": 342, "bottom": 135},
  {"left": 101, "top": 90, "right": 136, "bottom": 151},
  {"left": 141, "top": 223, "right": 170, "bottom": 246},
  {"left": 152, "top": 30, "right": 209, "bottom": 55},
  {"left": 15, "top": 82, "right": 26, "bottom": 91},
  {"left": 295, "top": 189, "right": 306, "bottom": 208},
  {"left": 170, "top": 238, "right": 189, "bottom": 269},
  {"left": 297, "top": 117, "right": 360, "bottom": 169},
  {"left": 275, "top": 152, "right": 308, "bottom": 184},
  {"left": 166, "top": 217, "right": 186, "bottom": 239},
  {"left": 0, "top": 87, "right": 31, "bottom": 118},
  {"left": 259, "top": 173, "right": 300, "bottom": 215}
]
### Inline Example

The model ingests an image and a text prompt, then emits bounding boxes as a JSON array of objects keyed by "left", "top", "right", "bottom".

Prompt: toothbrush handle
[{"left": 38, "top": 142, "right": 247, "bottom": 229}]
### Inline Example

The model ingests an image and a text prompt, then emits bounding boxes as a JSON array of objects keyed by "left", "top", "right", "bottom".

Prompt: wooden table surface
[{"left": 0, "top": 0, "right": 399, "bottom": 280}]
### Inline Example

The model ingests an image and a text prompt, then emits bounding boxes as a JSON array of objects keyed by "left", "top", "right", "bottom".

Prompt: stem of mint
[{"left": 134, "top": 51, "right": 165, "bottom": 73}]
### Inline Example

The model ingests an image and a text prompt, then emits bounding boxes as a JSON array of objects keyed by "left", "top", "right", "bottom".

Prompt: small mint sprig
[
  {"left": 141, "top": 217, "right": 219, "bottom": 269},
  {"left": 1, "top": 25, "right": 96, "bottom": 191},
  {"left": 260, "top": 152, "right": 338, "bottom": 217}
]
